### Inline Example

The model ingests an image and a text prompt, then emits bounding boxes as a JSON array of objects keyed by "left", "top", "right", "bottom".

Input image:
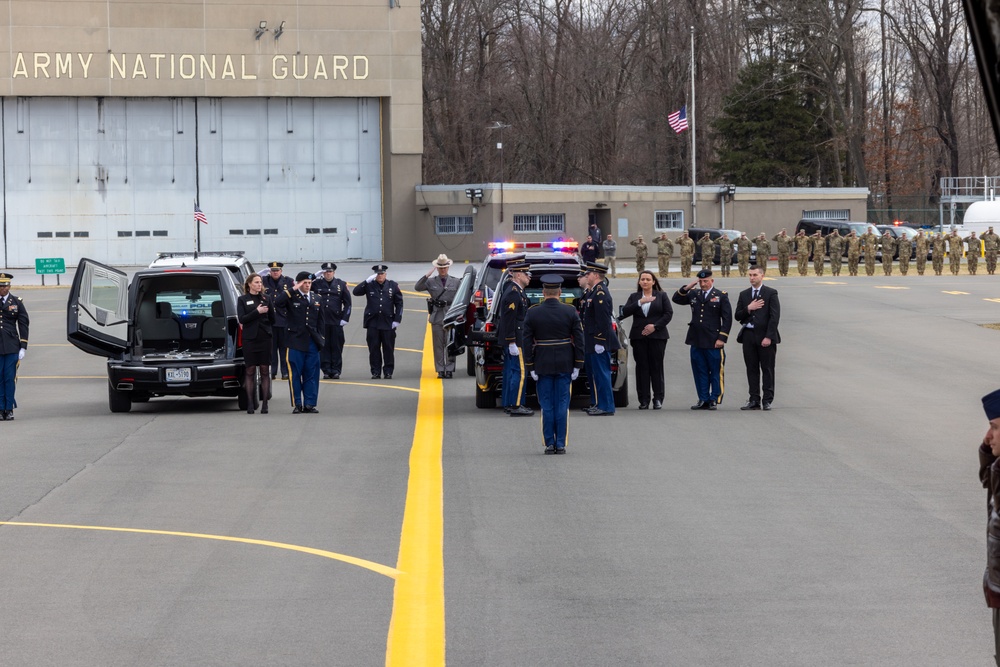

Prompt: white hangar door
[
  {"left": 1, "top": 97, "right": 383, "bottom": 268},
  {"left": 2, "top": 97, "right": 198, "bottom": 267},
  {"left": 196, "top": 97, "right": 383, "bottom": 264}
]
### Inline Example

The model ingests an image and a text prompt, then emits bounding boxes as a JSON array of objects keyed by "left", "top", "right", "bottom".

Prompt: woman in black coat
[
  {"left": 238, "top": 273, "right": 276, "bottom": 414},
  {"left": 621, "top": 270, "right": 673, "bottom": 409}
]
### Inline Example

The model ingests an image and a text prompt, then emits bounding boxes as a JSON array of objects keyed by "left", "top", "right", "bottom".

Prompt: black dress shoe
[
  {"left": 5, "top": 411, "right": 12, "bottom": 421},
  {"left": 303, "top": 406, "right": 319, "bottom": 413},
  {"left": 247, "top": 407, "right": 255, "bottom": 415},
  {"left": 638, "top": 403, "right": 649, "bottom": 410},
  {"left": 582, "top": 405, "right": 596, "bottom": 413},
  {"left": 706, "top": 401, "right": 717, "bottom": 410},
  {"left": 762, "top": 401, "right": 772, "bottom": 411},
  {"left": 445, "top": 371, "right": 453, "bottom": 378},
  {"left": 554, "top": 448, "right": 566, "bottom": 455},
  {"left": 740, "top": 400, "right": 761, "bottom": 411},
  {"left": 331, "top": 373, "right": 340, "bottom": 379},
  {"left": 691, "top": 401, "right": 707, "bottom": 410},
  {"left": 509, "top": 406, "right": 534, "bottom": 416},
  {"left": 384, "top": 374, "right": 392, "bottom": 380},
  {"left": 371, "top": 374, "right": 381, "bottom": 380},
  {"left": 281, "top": 375, "right": 289, "bottom": 381},
  {"left": 652, "top": 400, "right": 662, "bottom": 410},
  {"left": 323, "top": 373, "right": 334, "bottom": 380},
  {"left": 437, "top": 371, "right": 445, "bottom": 379},
  {"left": 292, "top": 405, "right": 302, "bottom": 414},
  {"left": 544, "top": 446, "right": 556, "bottom": 455},
  {"left": 587, "top": 408, "right": 614, "bottom": 416}
]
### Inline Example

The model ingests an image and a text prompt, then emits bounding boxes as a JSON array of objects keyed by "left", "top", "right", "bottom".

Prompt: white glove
[
  {"left": 508, "top": 343, "right": 519, "bottom": 356},
  {"left": 366, "top": 274, "right": 377, "bottom": 283},
  {"left": 595, "top": 344, "right": 605, "bottom": 354},
  {"left": 17, "top": 349, "right": 25, "bottom": 361},
  {"left": 339, "top": 320, "right": 348, "bottom": 327},
  {"left": 530, "top": 371, "right": 539, "bottom": 381},
  {"left": 391, "top": 321, "right": 399, "bottom": 330},
  {"left": 571, "top": 368, "right": 580, "bottom": 381}
]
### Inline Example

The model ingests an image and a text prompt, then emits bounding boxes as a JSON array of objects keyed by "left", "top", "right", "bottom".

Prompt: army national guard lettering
[
  {"left": 0, "top": 273, "right": 28, "bottom": 420},
  {"left": 672, "top": 269, "right": 731, "bottom": 410},
  {"left": 523, "top": 274, "right": 585, "bottom": 454},
  {"left": 311, "top": 262, "right": 352, "bottom": 380},
  {"left": 352, "top": 265, "right": 403, "bottom": 380}
]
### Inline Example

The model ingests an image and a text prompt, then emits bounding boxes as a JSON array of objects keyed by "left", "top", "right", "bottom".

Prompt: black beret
[
  {"left": 984, "top": 389, "right": 1000, "bottom": 421},
  {"left": 696, "top": 269, "right": 713, "bottom": 279}
]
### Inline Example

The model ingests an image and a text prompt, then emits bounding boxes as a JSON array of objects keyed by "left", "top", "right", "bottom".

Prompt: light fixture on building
[
  {"left": 274, "top": 21, "right": 285, "bottom": 39},
  {"left": 255, "top": 21, "right": 268, "bottom": 40},
  {"left": 465, "top": 188, "right": 484, "bottom": 204}
]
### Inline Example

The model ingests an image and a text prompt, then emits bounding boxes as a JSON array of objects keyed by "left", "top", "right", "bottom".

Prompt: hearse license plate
[{"left": 166, "top": 368, "right": 191, "bottom": 382}]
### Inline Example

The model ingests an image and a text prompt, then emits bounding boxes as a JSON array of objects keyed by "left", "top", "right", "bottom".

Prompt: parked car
[
  {"left": 446, "top": 252, "right": 629, "bottom": 409},
  {"left": 688, "top": 228, "right": 756, "bottom": 265},
  {"left": 446, "top": 240, "right": 582, "bottom": 376},
  {"left": 67, "top": 255, "right": 251, "bottom": 413}
]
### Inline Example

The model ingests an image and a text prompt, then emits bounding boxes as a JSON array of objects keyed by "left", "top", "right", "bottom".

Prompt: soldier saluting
[
  {"left": 672, "top": 269, "right": 732, "bottom": 410},
  {"left": 0, "top": 273, "right": 28, "bottom": 421}
]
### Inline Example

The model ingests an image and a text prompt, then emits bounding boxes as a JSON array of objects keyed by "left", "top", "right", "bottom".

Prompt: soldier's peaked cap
[
  {"left": 372, "top": 264, "right": 389, "bottom": 274},
  {"left": 0, "top": 273, "right": 11, "bottom": 284},
  {"left": 267, "top": 261, "right": 284, "bottom": 269},
  {"left": 506, "top": 256, "right": 531, "bottom": 272},
  {"left": 321, "top": 262, "right": 337, "bottom": 271},
  {"left": 579, "top": 261, "right": 608, "bottom": 276},
  {"left": 540, "top": 274, "right": 564, "bottom": 288}
]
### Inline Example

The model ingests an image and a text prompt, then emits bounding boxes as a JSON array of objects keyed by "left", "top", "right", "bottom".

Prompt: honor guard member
[
  {"left": 498, "top": 257, "right": 534, "bottom": 416},
  {"left": 0, "top": 273, "right": 28, "bottom": 420},
  {"left": 353, "top": 265, "right": 404, "bottom": 379},
  {"left": 523, "top": 274, "right": 585, "bottom": 454},
  {"left": 262, "top": 261, "right": 295, "bottom": 380},
  {"left": 578, "top": 261, "right": 619, "bottom": 416},
  {"left": 415, "top": 254, "right": 462, "bottom": 378},
  {"left": 672, "top": 269, "right": 732, "bottom": 410},
  {"left": 273, "top": 272, "right": 325, "bottom": 413},
  {"left": 311, "top": 262, "right": 352, "bottom": 379}
]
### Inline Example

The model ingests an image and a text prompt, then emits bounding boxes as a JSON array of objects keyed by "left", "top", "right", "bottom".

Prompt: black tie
[{"left": 752, "top": 289, "right": 758, "bottom": 301}]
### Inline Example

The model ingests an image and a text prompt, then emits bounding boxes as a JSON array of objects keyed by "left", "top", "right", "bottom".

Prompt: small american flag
[
  {"left": 668, "top": 106, "right": 689, "bottom": 133},
  {"left": 194, "top": 203, "right": 208, "bottom": 225}
]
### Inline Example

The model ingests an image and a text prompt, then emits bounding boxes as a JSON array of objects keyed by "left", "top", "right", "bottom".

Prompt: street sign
[{"left": 35, "top": 258, "right": 66, "bottom": 274}]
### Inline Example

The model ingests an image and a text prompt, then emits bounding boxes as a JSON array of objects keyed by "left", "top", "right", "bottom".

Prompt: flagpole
[{"left": 690, "top": 25, "right": 697, "bottom": 229}]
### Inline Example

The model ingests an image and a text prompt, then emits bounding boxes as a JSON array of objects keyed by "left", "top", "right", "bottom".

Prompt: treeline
[{"left": 421, "top": 0, "right": 1000, "bottom": 203}]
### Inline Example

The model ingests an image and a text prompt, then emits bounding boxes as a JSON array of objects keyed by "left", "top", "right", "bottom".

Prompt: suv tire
[
  {"left": 108, "top": 383, "right": 132, "bottom": 413},
  {"left": 613, "top": 382, "right": 629, "bottom": 408},
  {"left": 467, "top": 348, "right": 476, "bottom": 376},
  {"left": 475, "top": 383, "right": 497, "bottom": 409}
]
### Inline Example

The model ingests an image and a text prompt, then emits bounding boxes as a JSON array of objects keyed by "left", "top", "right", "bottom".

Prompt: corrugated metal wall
[{"left": 1, "top": 96, "right": 382, "bottom": 267}]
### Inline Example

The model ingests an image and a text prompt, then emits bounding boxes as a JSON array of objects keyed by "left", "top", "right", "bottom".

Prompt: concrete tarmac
[{"left": 1, "top": 270, "right": 998, "bottom": 665}]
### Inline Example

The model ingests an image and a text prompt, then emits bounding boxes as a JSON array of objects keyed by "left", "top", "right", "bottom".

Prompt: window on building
[
  {"left": 654, "top": 210, "right": 684, "bottom": 231},
  {"left": 512, "top": 213, "right": 565, "bottom": 234},
  {"left": 435, "top": 215, "right": 474, "bottom": 235},
  {"left": 802, "top": 209, "right": 849, "bottom": 220}
]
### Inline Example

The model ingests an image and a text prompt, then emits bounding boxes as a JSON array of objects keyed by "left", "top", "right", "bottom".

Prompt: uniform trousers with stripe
[
  {"left": 585, "top": 350, "right": 614, "bottom": 412},
  {"left": 690, "top": 346, "right": 725, "bottom": 404},
  {"left": 536, "top": 373, "right": 572, "bottom": 450},
  {"left": 0, "top": 353, "right": 18, "bottom": 410},
  {"left": 501, "top": 346, "right": 526, "bottom": 408},
  {"left": 287, "top": 341, "right": 320, "bottom": 407}
]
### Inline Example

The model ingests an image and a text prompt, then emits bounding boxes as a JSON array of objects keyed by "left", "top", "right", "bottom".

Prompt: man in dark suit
[
  {"left": 734, "top": 264, "right": 781, "bottom": 411},
  {"left": 672, "top": 269, "right": 732, "bottom": 410},
  {"left": 352, "top": 264, "right": 404, "bottom": 379},
  {"left": 274, "top": 271, "right": 325, "bottom": 413},
  {"left": 523, "top": 275, "right": 585, "bottom": 454}
]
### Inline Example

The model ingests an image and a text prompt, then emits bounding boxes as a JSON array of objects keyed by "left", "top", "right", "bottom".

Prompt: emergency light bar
[{"left": 488, "top": 240, "right": 579, "bottom": 253}]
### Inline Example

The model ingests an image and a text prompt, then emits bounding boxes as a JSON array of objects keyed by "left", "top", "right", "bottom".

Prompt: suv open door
[{"left": 67, "top": 258, "right": 129, "bottom": 357}]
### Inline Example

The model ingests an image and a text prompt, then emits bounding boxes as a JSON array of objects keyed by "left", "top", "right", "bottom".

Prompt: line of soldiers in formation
[{"left": 627, "top": 227, "right": 1000, "bottom": 278}]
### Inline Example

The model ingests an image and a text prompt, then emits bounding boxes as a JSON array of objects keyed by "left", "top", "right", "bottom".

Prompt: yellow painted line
[
  {"left": 0, "top": 521, "right": 400, "bottom": 579},
  {"left": 943, "top": 291, "right": 969, "bottom": 295},
  {"left": 346, "top": 344, "right": 422, "bottom": 354},
  {"left": 986, "top": 298, "right": 1000, "bottom": 304},
  {"left": 404, "top": 309, "right": 428, "bottom": 314},
  {"left": 873, "top": 286, "right": 909, "bottom": 290},
  {"left": 815, "top": 281, "right": 847, "bottom": 285},
  {"left": 385, "top": 323, "right": 445, "bottom": 666},
  {"left": 322, "top": 380, "right": 420, "bottom": 393}
]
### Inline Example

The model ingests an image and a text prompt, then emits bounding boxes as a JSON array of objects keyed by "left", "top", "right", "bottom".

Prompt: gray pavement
[{"left": 2, "top": 272, "right": 1000, "bottom": 664}]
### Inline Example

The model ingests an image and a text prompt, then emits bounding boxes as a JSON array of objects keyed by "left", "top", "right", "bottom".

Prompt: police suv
[
  {"left": 67, "top": 252, "right": 254, "bottom": 413},
  {"left": 443, "top": 241, "right": 629, "bottom": 409}
]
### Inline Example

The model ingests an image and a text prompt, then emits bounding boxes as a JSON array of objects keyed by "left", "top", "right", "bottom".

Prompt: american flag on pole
[
  {"left": 194, "top": 203, "right": 208, "bottom": 225},
  {"left": 668, "top": 105, "right": 689, "bottom": 133}
]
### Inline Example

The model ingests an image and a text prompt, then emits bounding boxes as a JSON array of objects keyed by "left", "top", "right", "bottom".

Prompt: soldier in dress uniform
[
  {"left": 523, "top": 274, "right": 585, "bottom": 454},
  {"left": 497, "top": 258, "right": 534, "bottom": 416},
  {"left": 415, "top": 254, "right": 462, "bottom": 378},
  {"left": 274, "top": 272, "right": 325, "bottom": 413},
  {"left": 262, "top": 261, "right": 295, "bottom": 380},
  {"left": 578, "top": 262, "right": 618, "bottom": 416},
  {"left": 311, "top": 262, "right": 352, "bottom": 379},
  {"left": 0, "top": 273, "right": 29, "bottom": 420},
  {"left": 672, "top": 269, "right": 732, "bottom": 410},
  {"left": 352, "top": 264, "right": 404, "bottom": 379}
]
